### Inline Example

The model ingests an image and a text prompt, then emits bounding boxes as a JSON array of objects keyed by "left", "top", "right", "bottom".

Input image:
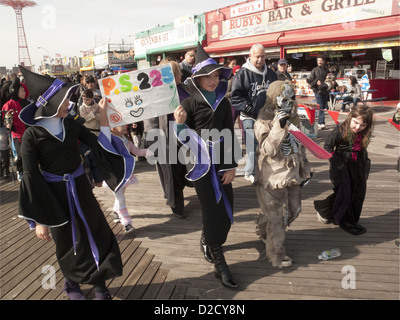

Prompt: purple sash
[
  {"left": 208, "top": 140, "right": 233, "bottom": 224},
  {"left": 41, "top": 165, "right": 100, "bottom": 270},
  {"left": 175, "top": 124, "right": 233, "bottom": 223}
]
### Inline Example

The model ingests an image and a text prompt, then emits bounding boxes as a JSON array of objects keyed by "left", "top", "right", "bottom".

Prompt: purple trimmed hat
[
  {"left": 18, "top": 66, "right": 79, "bottom": 125},
  {"left": 191, "top": 43, "right": 231, "bottom": 80},
  {"left": 278, "top": 58, "right": 288, "bottom": 65}
]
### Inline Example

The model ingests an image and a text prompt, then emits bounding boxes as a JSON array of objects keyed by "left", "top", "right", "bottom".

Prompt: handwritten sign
[{"left": 99, "top": 64, "right": 179, "bottom": 127}]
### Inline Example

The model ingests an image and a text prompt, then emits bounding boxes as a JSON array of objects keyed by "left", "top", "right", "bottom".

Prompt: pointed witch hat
[
  {"left": 18, "top": 66, "right": 79, "bottom": 125},
  {"left": 191, "top": 42, "right": 231, "bottom": 80}
]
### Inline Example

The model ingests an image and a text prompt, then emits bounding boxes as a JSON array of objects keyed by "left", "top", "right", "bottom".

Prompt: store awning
[
  {"left": 280, "top": 16, "right": 400, "bottom": 47},
  {"left": 204, "top": 16, "right": 399, "bottom": 54},
  {"left": 204, "top": 32, "right": 282, "bottom": 54}
]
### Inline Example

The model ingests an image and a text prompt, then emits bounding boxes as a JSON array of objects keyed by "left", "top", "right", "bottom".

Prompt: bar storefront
[{"left": 203, "top": 0, "right": 400, "bottom": 99}]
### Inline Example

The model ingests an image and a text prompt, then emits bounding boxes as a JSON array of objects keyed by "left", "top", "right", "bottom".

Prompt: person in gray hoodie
[{"left": 231, "top": 44, "right": 277, "bottom": 183}]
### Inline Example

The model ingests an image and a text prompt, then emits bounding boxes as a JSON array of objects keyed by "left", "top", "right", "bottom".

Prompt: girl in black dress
[{"left": 314, "top": 104, "right": 374, "bottom": 235}]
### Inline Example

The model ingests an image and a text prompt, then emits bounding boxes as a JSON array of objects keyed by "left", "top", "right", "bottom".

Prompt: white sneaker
[
  {"left": 316, "top": 211, "right": 328, "bottom": 224},
  {"left": 281, "top": 256, "right": 293, "bottom": 268},
  {"left": 112, "top": 211, "right": 120, "bottom": 223},
  {"left": 244, "top": 174, "right": 255, "bottom": 184},
  {"left": 318, "top": 124, "right": 326, "bottom": 130},
  {"left": 124, "top": 224, "right": 135, "bottom": 233}
]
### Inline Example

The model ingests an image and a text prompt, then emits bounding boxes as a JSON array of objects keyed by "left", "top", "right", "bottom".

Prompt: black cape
[
  {"left": 314, "top": 125, "right": 370, "bottom": 228},
  {"left": 178, "top": 78, "right": 240, "bottom": 246},
  {"left": 19, "top": 118, "right": 134, "bottom": 284}
]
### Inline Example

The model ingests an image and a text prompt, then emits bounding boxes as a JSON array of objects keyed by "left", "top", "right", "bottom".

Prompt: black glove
[
  {"left": 244, "top": 103, "right": 254, "bottom": 115},
  {"left": 275, "top": 110, "right": 289, "bottom": 128}
]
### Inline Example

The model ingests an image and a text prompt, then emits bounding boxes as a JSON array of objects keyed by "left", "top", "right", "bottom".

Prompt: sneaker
[
  {"left": 281, "top": 256, "right": 293, "bottom": 268},
  {"left": 317, "top": 124, "right": 326, "bottom": 130},
  {"left": 244, "top": 174, "right": 255, "bottom": 184},
  {"left": 316, "top": 211, "right": 328, "bottom": 224},
  {"left": 124, "top": 224, "right": 135, "bottom": 233},
  {"left": 112, "top": 211, "right": 120, "bottom": 223}
]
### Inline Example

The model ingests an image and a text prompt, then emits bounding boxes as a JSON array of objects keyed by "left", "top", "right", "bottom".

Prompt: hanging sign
[
  {"left": 382, "top": 49, "right": 393, "bottom": 62},
  {"left": 99, "top": 64, "right": 179, "bottom": 127}
]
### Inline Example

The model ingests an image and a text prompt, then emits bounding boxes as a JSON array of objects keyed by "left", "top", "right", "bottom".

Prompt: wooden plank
[
  {"left": 141, "top": 268, "right": 169, "bottom": 300},
  {"left": 1, "top": 109, "right": 399, "bottom": 300},
  {"left": 112, "top": 250, "right": 153, "bottom": 300},
  {"left": 155, "top": 274, "right": 180, "bottom": 300},
  {"left": 127, "top": 260, "right": 162, "bottom": 299},
  {"left": 170, "top": 283, "right": 188, "bottom": 300}
]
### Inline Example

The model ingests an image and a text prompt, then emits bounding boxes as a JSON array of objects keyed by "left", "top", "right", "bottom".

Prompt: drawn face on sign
[{"left": 99, "top": 64, "right": 179, "bottom": 127}]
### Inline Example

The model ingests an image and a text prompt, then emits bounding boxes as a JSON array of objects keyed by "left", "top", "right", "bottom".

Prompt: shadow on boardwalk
[{"left": 1, "top": 105, "right": 399, "bottom": 301}]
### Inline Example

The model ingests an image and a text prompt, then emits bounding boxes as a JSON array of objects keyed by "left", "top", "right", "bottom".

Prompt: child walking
[
  {"left": 174, "top": 43, "right": 240, "bottom": 288},
  {"left": 314, "top": 104, "right": 374, "bottom": 235},
  {"left": 17, "top": 67, "right": 134, "bottom": 300},
  {"left": 109, "top": 124, "right": 149, "bottom": 233}
]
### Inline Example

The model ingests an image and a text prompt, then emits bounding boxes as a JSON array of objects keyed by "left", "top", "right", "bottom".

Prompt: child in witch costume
[
  {"left": 17, "top": 66, "right": 135, "bottom": 300},
  {"left": 314, "top": 104, "right": 373, "bottom": 235},
  {"left": 174, "top": 43, "right": 241, "bottom": 288}
]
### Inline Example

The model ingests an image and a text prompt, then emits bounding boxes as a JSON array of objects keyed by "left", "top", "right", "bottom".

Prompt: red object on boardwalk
[{"left": 289, "top": 124, "right": 332, "bottom": 160}]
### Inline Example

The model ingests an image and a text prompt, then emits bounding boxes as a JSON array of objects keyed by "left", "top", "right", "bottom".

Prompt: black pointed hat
[
  {"left": 191, "top": 42, "right": 231, "bottom": 80},
  {"left": 18, "top": 66, "right": 79, "bottom": 125}
]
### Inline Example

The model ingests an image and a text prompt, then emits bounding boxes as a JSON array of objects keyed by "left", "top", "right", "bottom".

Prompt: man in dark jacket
[
  {"left": 179, "top": 49, "right": 196, "bottom": 83},
  {"left": 276, "top": 58, "right": 292, "bottom": 81},
  {"left": 231, "top": 44, "right": 277, "bottom": 183},
  {"left": 307, "top": 55, "right": 330, "bottom": 129}
]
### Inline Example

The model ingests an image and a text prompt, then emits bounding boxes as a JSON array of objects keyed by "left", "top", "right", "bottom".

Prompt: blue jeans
[
  {"left": 242, "top": 118, "right": 257, "bottom": 176},
  {"left": 315, "top": 93, "right": 329, "bottom": 125},
  {"left": 342, "top": 96, "right": 360, "bottom": 110}
]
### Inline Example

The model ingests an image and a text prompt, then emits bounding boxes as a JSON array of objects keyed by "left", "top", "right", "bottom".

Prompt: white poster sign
[{"left": 99, "top": 64, "right": 179, "bottom": 127}]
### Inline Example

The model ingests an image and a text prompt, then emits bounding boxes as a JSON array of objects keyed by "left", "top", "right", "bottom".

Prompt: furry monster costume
[{"left": 254, "top": 80, "right": 311, "bottom": 267}]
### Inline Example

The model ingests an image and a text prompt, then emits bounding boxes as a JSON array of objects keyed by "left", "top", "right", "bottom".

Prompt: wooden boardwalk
[{"left": 1, "top": 104, "right": 399, "bottom": 301}]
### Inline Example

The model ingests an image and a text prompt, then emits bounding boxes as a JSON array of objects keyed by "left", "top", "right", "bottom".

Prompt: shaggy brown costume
[{"left": 254, "top": 80, "right": 311, "bottom": 267}]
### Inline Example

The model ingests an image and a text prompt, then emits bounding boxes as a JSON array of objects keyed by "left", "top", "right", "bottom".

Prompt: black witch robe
[
  {"left": 176, "top": 78, "right": 241, "bottom": 246},
  {"left": 314, "top": 125, "right": 370, "bottom": 229},
  {"left": 18, "top": 117, "right": 134, "bottom": 285}
]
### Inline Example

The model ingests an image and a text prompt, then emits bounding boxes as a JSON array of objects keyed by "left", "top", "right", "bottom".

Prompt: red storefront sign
[{"left": 204, "top": 0, "right": 399, "bottom": 53}]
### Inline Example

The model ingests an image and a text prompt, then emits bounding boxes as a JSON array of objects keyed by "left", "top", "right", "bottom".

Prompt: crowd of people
[{"left": 0, "top": 43, "right": 380, "bottom": 299}]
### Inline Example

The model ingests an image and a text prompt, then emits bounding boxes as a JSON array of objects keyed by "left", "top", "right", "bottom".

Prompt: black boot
[
  {"left": 209, "top": 246, "right": 237, "bottom": 288},
  {"left": 200, "top": 234, "right": 213, "bottom": 263}
]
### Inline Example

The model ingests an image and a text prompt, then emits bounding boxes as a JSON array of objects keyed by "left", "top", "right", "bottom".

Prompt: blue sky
[{"left": 0, "top": 0, "right": 236, "bottom": 69}]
